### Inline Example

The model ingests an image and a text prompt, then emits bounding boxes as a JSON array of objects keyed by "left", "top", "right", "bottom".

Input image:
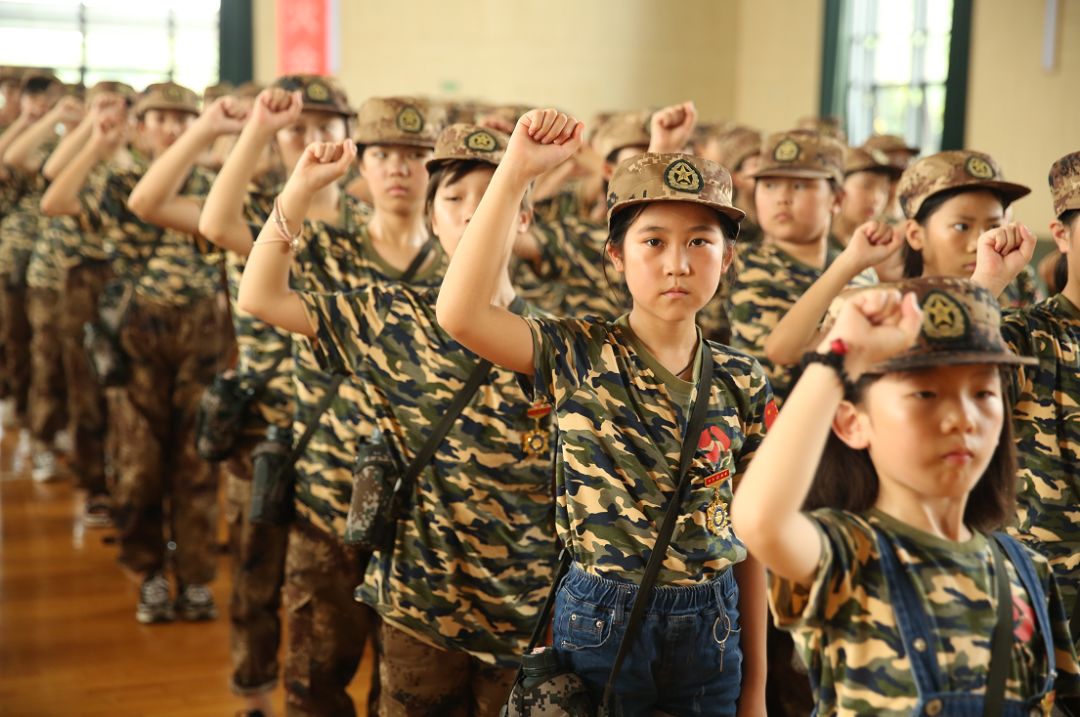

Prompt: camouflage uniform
[
  {"left": 769, "top": 509, "right": 1080, "bottom": 716},
  {"left": 281, "top": 94, "right": 448, "bottom": 717},
  {"left": 1001, "top": 264, "right": 1044, "bottom": 310},
  {"left": 26, "top": 212, "right": 74, "bottom": 454},
  {"left": 1002, "top": 152, "right": 1080, "bottom": 635},
  {"left": 0, "top": 165, "right": 28, "bottom": 406}
]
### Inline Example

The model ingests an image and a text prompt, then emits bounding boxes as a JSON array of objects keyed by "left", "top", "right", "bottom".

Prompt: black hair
[
  {"left": 1059, "top": 208, "right": 1080, "bottom": 229},
  {"left": 902, "top": 186, "right": 1010, "bottom": 278},
  {"left": 803, "top": 368, "right": 1018, "bottom": 533},
  {"left": 602, "top": 202, "right": 740, "bottom": 308},
  {"left": 424, "top": 158, "right": 531, "bottom": 236},
  {"left": 1049, "top": 251, "right": 1069, "bottom": 296},
  {"left": 23, "top": 76, "right": 57, "bottom": 96}
]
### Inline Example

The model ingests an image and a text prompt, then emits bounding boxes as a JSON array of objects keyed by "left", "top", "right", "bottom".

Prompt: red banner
[{"left": 277, "top": 0, "right": 332, "bottom": 75}]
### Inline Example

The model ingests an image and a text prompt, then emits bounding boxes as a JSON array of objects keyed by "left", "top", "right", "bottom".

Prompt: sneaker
[
  {"left": 31, "top": 450, "right": 61, "bottom": 482},
  {"left": 175, "top": 583, "right": 217, "bottom": 621},
  {"left": 0, "top": 397, "right": 16, "bottom": 428},
  {"left": 136, "top": 573, "right": 174, "bottom": 624},
  {"left": 83, "top": 495, "right": 112, "bottom": 528}
]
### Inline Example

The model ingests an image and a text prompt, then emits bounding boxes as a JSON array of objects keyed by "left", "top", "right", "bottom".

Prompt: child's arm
[
  {"left": 648, "top": 101, "right": 697, "bottom": 154},
  {"left": 39, "top": 108, "right": 124, "bottom": 217},
  {"left": 42, "top": 101, "right": 98, "bottom": 180},
  {"left": 733, "top": 555, "right": 767, "bottom": 717},
  {"left": 0, "top": 114, "right": 32, "bottom": 168},
  {"left": 199, "top": 88, "right": 303, "bottom": 256},
  {"left": 732, "top": 289, "right": 923, "bottom": 584},
  {"left": 3, "top": 96, "right": 83, "bottom": 173},
  {"left": 436, "top": 109, "right": 583, "bottom": 375},
  {"left": 237, "top": 139, "right": 356, "bottom": 336},
  {"left": 969, "top": 222, "right": 1037, "bottom": 298},
  {"left": 127, "top": 96, "right": 248, "bottom": 235},
  {"left": 765, "top": 221, "right": 901, "bottom": 366}
]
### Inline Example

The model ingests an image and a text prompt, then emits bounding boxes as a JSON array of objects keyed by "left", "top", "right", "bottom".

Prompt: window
[
  {"left": 820, "top": 0, "right": 972, "bottom": 152},
  {"left": 0, "top": 0, "right": 220, "bottom": 92}
]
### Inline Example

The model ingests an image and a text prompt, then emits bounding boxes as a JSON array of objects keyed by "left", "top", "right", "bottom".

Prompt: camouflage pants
[
  {"left": 0, "top": 284, "right": 31, "bottom": 420},
  {"left": 58, "top": 261, "right": 112, "bottom": 495},
  {"left": 112, "top": 295, "right": 229, "bottom": 584},
  {"left": 284, "top": 518, "right": 378, "bottom": 717},
  {"left": 376, "top": 621, "right": 517, "bottom": 717},
  {"left": 224, "top": 449, "right": 288, "bottom": 695},
  {"left": 27, "top": 287, "right": 67, "bottom": 447}
]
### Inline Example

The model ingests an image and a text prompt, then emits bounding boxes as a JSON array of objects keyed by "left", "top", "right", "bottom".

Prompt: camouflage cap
[
  {"left": 135, "top": 82, "right": 200, "bottom": 117},
  {"left": 863, "top": 133, "right": 920, "bottom": 160},
  {"left": 897, "top": 150, "right": 1030, "bottom": 219},
  {"left": 751, "top": 129, "right": 845, "bottom": 184},
  {"left": 425, "top": 123, "right": 508, "bottom": 171},
  {"left": 88, "top": 80, "right": 136, "bottom": 105},
  {"left": 0, "top": 66, "right": 23, "bottom": 84},
  {"left": 834, "top": 277, "right": 1036, "bottom": 373},
  {"left": 233, "top": 81, "right": 264, "bottom": 100},
  {"left": 606, "top": 152, "right": 745, "bottom": 226},
  {"left": 354, "top": 96, "right": 446, "bottom": 148},
  {"left": 796, "top": 115, "right": 847, "bottom": 142},
  {"left": 273, "top": 74, "right": 352, "bottom": 117},
  {"left": 1049, "top": 151, "right": 1080, "bottom": 218},
  {"left": 592, "top": 111, "right": 652, "bottom": 162},
  {"left": 202, "top": 82, "right": 233, "bottom": 104},
  {"left": 712, "top": 125, "right": 762, "bottom": 172},
  {"left": 844, "top": 146, "right": 902, "bottom": 179}
]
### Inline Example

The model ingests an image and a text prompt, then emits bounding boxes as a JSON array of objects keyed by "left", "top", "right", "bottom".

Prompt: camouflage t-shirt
[
  {"left": 286, "top": 203, "right": 446, "bottom": 537},
  {"left": 26, "top": 213, "right": 79, "bottom": 290},
  {"left": 301, "top": 286, "right": 557, "bottom": 666},
  {"left": 526, "top": 314, "right": 774, "bottom": 585},
  {"left": 1001, "top": 294, "right": 1080, "bottom": 624},
  {"left": 0, "top": 169, "right": 48, "bottom": 285},
  {"left": 770, "top": 509, "right": 1080, "bottom": 716},
  {"left": 0, "top": 164, "right": 27, "bottom": 218},
  {"left": 1000, "top": 264, "right": 1044, "bottom": 310},
  {"left": 728, "top": 239, "right": 877, "bottom": 403}
]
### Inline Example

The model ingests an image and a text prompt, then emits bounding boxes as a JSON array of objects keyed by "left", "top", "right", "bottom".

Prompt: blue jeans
[{"left": 553, "top": 564, "right": 742, "bottom": 717}]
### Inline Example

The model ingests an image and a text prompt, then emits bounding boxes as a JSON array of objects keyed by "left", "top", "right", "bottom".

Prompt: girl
[
  {"left": 436, "top": 109, "right": 770, "bottom": 716},
  {"left": 829, "top": 147, "right": 901, "bottom": 257},
  {"left": 763, "top": 149, "right": 1033, "bottom": 368},
  {"left": 732, "top": 277, "right": 1080, "bottom": 716},
  {"left": 237, "top": 124, "right": 558, "bottom": 714}
]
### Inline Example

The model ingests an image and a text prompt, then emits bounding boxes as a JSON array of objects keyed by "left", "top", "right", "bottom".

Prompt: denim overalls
[{"left": 870, "top": 528, "right": 1057, "bottom": 717}]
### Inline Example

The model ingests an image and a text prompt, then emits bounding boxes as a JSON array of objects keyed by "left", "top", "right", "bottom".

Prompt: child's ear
[
  {"left": 830, "top": 186, "right": 845, "bottom": 214},
  {"left": 832, "top": 400, "right": 870, "bottom": 450},
  {"left": 607, "top": 241, "right": 625, "bottom": 272},
  {"left": 904, "top": 218, "right": 925, "bottom": 252},
  {"left": 1050, "top": 220, "right": 1070, "bottom": 254},
  {"left": 721, "top": 241, "right": 735, "bottom": 273},
  {"left": 516, "top": 208, "right": 533, "bottom": 236},
  {"left": 602, "top": 161, "right": 616, "bottom": 182}
]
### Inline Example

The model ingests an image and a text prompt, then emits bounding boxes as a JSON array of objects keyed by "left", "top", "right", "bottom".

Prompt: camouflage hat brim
[
  {"left": 135, "top": 99, "right": 199, "bottom": 118},
  {"left": 871, "top": 348, "right": 1038, "bottom": 374},
  {"left": 355, "top": 137, "right": 436, "bottom": 151},
  {"left": 845, "top": 164, "right": 904, "bottom": 180},
  {"left": 610, "top": 196, "right": 746, "bottom": 225},
  {"left": 750, "top": 167, "right": 840, "bottom": 182},
  {"left": 425, "top": 155, "right": 498, "bottom": 172},
  {"left": 917, "top": 179, "right": 1032, "bottom": 215}
]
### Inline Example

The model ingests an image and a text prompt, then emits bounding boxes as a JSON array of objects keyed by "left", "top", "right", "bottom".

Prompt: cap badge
[
  {"left": 921, "top": 291, "right": 969, "bottom": 341},
  {"left": 664, "top": 159, "right": 703, "bottom": 194},
  {"left": 396, "top": 106, "right": 424, "bottom": 134},
  {"left": 774, "top": 138, "right": 800, "bottom": 163},
  {"left": 465, "top": 130, "right": 497, "bottom": 153},
  {"left": 305, "top": 82, "right": 330, "bottom": 102},
  {"left": 965, "top": 155, "right": 995, "bottom": 180},
  {"left": 163, "top": 85, "right": 183, "bottom": 101}
]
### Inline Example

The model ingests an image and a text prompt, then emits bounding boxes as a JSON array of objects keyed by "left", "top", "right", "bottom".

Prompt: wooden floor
[{"left": 0, "top": 424, "right": 371, "bottom": 717}]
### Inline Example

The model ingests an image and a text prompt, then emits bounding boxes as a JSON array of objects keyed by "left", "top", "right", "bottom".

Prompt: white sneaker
[
  {"left": 0, "top": 397, "right": 16, "bottom": 428},
  {"left": 31, "top": 450, "right": 60, "bottom": 482},
  {"left": 53, "top": 429, "right": 73, "bottom": 455}
]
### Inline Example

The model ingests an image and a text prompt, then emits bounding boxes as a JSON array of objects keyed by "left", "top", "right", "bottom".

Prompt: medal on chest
[
  {"left": 522, "top": 401, "right": 552, "bottom": 458},
  {"left": 704, "top": 468, "right": 731, "bottom": 537}
]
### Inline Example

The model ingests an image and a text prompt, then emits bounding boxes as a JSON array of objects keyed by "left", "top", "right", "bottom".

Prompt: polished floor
[{"left": 0, "top": 424, "right": 371, "bottom": 717}]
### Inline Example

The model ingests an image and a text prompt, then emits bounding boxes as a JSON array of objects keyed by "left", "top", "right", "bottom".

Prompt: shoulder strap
[
  {"left": 397, "top": 358, "right": 492, "bottom": 501},
  {"left": 400, "top": 239, "right": 435, "bottom": 283},
  {"left": 275, "top": 372, "right": 347, "bottom": 475},
  {"left": 983, "top": 537, "right": 1012, "bottom": 717},
  {"left": 601, "top": 346, "right": 714, "bottom": 708}
]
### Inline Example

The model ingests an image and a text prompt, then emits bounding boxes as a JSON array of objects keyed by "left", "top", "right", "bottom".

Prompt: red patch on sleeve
[
  {"left": 1012, "top": 594, "right": 1035, "bottom": 643},
  {"left": 764, "top": 400, "right": 779, "bottom": 430}
]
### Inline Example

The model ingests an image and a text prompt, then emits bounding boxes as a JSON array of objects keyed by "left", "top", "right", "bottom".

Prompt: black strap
[
  {"left": 399, "top": 239, "right": 434, "bottom": 283},
  {"left": 395, "top": 358, "right": 492, "bottom": 504},
  {"left": 983, "top": 537, "right": 1012, "bottom": 717},
  {"left": 601, "top": 346, "right": 715, "bottom": 709},
  {"left": 274, "top": 372, "right": 347, "bottom": 475}
]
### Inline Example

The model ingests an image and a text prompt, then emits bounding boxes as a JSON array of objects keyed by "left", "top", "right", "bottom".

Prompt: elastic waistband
[{"left": 561, "top": 562, "right": 737, "bottom": 615}]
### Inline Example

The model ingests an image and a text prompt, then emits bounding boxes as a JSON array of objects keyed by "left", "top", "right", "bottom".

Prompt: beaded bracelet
[
  {"left": 799, "top": 338, "right": 856, "bottom": 396},
  {"left": 270, "top": 195, "right": 304, "bottom": 253}
]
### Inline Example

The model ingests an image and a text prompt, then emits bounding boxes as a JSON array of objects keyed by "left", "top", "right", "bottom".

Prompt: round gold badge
[
  {"left": 465, "top": 130, "right": 497, "bottom": 152},
  {"left": 663, "top": 158, "right": 703, "bottom": 194},
  {"left": 396, "top": 106, "right": 424, "bottom": 134},
  {"left": 964, "top": 155, "right": 995, "bottom": 180},
  {"left": 306, "top": 82, "right": 330, "bottom": 102},
  {"left": 773, "top": 138, "right": 800, "bottom": 163},
  {"left": 921, "top": 291, "right": 969, "bottom": 340},
  {"left": 163, "top": 85, "right": 183, "bottom": 101}
]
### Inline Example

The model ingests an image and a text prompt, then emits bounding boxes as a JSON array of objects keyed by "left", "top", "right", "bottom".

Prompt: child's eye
[
  {"left": 911, "top": 390, "right": 936, "bottom": 399},
  {"left": 442, "top": 195, "right": 460, "bottom": 203},
  {"left": 644, "top": 238, "right": 662, "bottom": 247},
  {"left": 951, "top": 223, "right": 969, "bottom": 232},
  {"left": 689, "top": 238, "right": 710, "bottom": 247},
  {"left": 975, "top": 389, "right": 998, "bottom": 399}
]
